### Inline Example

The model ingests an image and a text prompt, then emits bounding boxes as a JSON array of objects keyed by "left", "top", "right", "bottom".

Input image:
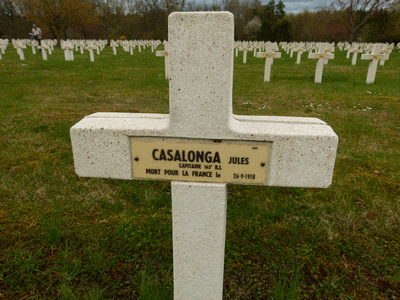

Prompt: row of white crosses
[
  {"left": 345, "top": 42, "right": 394, "bottom": 66},
  {"left": 117, "top": 39, "right": 162, "bottom": 55},
  {"left": 256, "top": 41, "right": 335, "bottom": 83},
  {"left": 71, "top": 12, "right": 338, "bottom": 300},
  {"left": 4, "top": 37, "right": 163, "bottom": 62},
  {"left": 234, "top": 41, "right": 279, "bottom": 63},
  {"left": 343, "top": 42, "right": 392, "bottom": 83},
  {"left": 8, "top": 39, "right": 57, "bottom": 61}
]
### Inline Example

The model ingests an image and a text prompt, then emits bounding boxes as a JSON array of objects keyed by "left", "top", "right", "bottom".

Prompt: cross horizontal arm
[{"left": 70, "top": 113, "right": 337, "bottom": 188}]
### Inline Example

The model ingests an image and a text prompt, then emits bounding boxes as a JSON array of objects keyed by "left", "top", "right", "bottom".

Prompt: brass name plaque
[
  {"left": 315, "top": 54, "right": 329, "bottom": 59},
  {"left": 130, "top": 138, "right": 270, "bottom": 184},
  {"left": 370, "top": 55, "right": 383, "bottom": 60},
  {"left": 261, "top": 53, "right": 276, "bottom": 58}
]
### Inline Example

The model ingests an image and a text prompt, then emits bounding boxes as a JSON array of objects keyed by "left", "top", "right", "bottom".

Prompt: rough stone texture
[
  {"left": 172, "top": 182, "right": 227, "bottom": 300},
  {"left": 70, "top": 111, "right": 338, "bottom": 187}
]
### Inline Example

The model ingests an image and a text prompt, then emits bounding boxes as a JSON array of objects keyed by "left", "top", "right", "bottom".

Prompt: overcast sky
[{"left": 261, "top": 0, "right": 333, "bottom": 13}]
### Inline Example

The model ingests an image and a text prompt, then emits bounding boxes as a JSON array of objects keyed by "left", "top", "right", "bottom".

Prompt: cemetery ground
[{"left": 0, "top": 45, "right": 399, "bottom": 300}]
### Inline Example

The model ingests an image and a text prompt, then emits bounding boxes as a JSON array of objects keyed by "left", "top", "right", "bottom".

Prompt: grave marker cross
[
  {"left": 71, "top": 12, "right": 338, "bottom": 300},
  {"left": 360, "top": 44, "right": 389, "bottom": 84},
  {"left": 156, "top": 43, "right": 169, "bottom": 79},
  {"left": 256, "top": 42, "right": 281, "bottom": 82},
  {"left": 308, "top": 43, "right": 334, "bottom": 83}
]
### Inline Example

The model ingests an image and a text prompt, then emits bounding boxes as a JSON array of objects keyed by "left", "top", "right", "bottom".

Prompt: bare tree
[
  {"left": 244, "top": 15, "right": 261, "bottom": 40},
  {"left": 18, "top": 0, "right": 99, "bottom": 39},
  {"left": 0, "top": 0, "right": 18, "bottom": 24},
  {"left": 331, "top": 0, "right": 394, "bottom": 42}
]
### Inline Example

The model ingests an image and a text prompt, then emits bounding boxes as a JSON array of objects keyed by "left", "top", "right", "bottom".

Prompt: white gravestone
[
  {"left": 62, "top": 41, "right": 74, "bottom": 61},
  {"left": 360, "top": 44, "right": 389, "bottom": 84},
  {"left": 15, "top": 41, "right": 25, "bottom": 60},
  {"left": 295, "top": 48, "right": 304, "bottom": 64},
  {"left": 156, "top": 43, "right": 169, "bottom": 80},
  {"left": 308, "top": 43, "right": 334, "bottom": 83},
  {"left": 38, "top": 44, "right": 48, "bottom": 60},
  {"left": 110, "top": 40, "right": 119, "bottom": 55},
  {"left": 31, "top": 41, "right": 37, "bottom": 54},
  {"left": 349, "top": 45, "right": 362, "bottom": 65},
  {"left": 71, "top": 12, "right": 338, "bottom": 300},
  {"left": 256, "top": 42, "right": 281, "bottom": 82},
  {"left": 86, "top": 43, "right": 96, "bottom": 62},
  {"left": 379, "top": 45, "right": 391, "bottom": 66},
  {"left": 0, "top": 39, "right": 7, "bottom": 55}
]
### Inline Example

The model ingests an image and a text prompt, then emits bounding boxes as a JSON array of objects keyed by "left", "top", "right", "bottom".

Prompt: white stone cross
[
  {"left": 379, "top": 44, "right": 391, "bottom": 66},
  {"left": 14, "top": 40, "right": 25, "bottom": 61},
  {"left": 38, "top": 43, "right": 48, "bottom": 61},
  {"left": 256, "top": 42, "right": 282, "bottom": 82},
  {"left": 156, "top": 43, "right": 169, "bottom": 79},
  {"left": 349, "top": 44, "right": 363, "bottom": 65},
  {"left": 241, "top": 44, "right": 252, "bottom": 64},
  {"left": 360, "top": 44, "right": 389, "bottom": 84},
  {"left": 70, "top": 12, "right": 338, "bottom": 300},
  {"left": 86, "top": 43, "right": 97, "bottom": 62},
  {"left": 31, "top": 40, "right": 37, "bottom": 54},
  {"left": 110, "top": 40, "right": 119, "bottom": 55},
  {"left": 0, "top": 39, "right": 7, "bottom": 55},
  {"left": 308, "top": 43, "right": 335, "bottom": 83},
  {"left": 294, "top": 45, "right": 305, "bottom": 64},
  {"left": 79, "top": 41, "right": 85, "bottom": 54},
  {"left": 61, "top": 41, "right": 74, "bottom": 61}
]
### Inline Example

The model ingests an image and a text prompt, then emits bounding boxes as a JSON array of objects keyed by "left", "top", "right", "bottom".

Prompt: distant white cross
[
  {"left": 156, "top": 43, "right": 169, "bottom": 79},
  {"left": 361, "top": 44, "right": 389, "bottom": 84},
  {"left": 308, "top": 43, "right": 334, "bottom": 83},
  {"left": 256, "top": 42, "right": 282, "bottom": 82}
]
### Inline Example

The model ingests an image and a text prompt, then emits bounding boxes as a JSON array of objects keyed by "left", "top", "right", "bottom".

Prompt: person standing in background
[{"left": 30, "top": 24, "right": 42, "bottom": 47}]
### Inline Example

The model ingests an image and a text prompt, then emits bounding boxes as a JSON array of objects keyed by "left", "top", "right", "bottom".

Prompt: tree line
[{"left": 1, "top": 0, "right": 399, "bottom": 43}]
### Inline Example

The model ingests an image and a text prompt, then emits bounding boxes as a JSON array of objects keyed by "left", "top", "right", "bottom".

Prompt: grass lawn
[{"left": 0, "top": 44, "right": 399, "bottom": 299}]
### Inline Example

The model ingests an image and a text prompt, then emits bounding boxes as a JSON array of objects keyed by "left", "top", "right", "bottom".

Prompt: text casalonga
[{"left": 152, "top": 149, "right": 221, "bottom": 163}]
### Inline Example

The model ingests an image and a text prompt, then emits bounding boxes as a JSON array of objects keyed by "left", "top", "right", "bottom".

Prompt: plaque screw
[
  {"left": 135, "top": 157, "right": 139, "bottom": 162},
  {"left": 261, "top": 163, "right": 265, "bottom": 167}
]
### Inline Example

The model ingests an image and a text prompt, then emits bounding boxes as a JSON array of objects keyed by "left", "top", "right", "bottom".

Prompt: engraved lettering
[
  {"left": 228, "top": 157, "right": 249, "bottom": 164},
  {"left": 179, "top": 163, "right": 202, "bottom": 169},
  {"left": 205, "top": 151, "right": 212, "bottom": 163},
  {"left": 196, "top": 151, "right": 204, "bottom": 162},
  {"left": 192, "top": 171, "right": 213, "bottom": 177},
  {"left": 164, "top": 169, "right": 179, "bottom": 176},
  {"left": 167, "top": 149, "right": 174, "bottom": 161},
  {"left": 159, "top": 149, "right": 167, "bottom": 160},
  {"left": 213, "top": 152, "right": 221, "bottom": 163},
  {"left": 174, "top": 150, "right": 181, "bottom": 161},
  {"left": 152, "top": 149, "right": 159, "bottom": 160},
  {"left": 188, "top": 151, "right": 195, "bottom": 161},
  {"left": 152, "top": 149, "right": 221, "bottom": 163},
  {"left": 146, "top": 168, "right": 160, "bottom": 174}
]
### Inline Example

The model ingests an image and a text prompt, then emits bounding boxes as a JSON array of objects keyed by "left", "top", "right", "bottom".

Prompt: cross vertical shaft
[
  {"left": 168, "top": 12, "right": 234, "bottom": 139},
  {"left": 172, "top": 182, "right": 227, "bottom": 300}
]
